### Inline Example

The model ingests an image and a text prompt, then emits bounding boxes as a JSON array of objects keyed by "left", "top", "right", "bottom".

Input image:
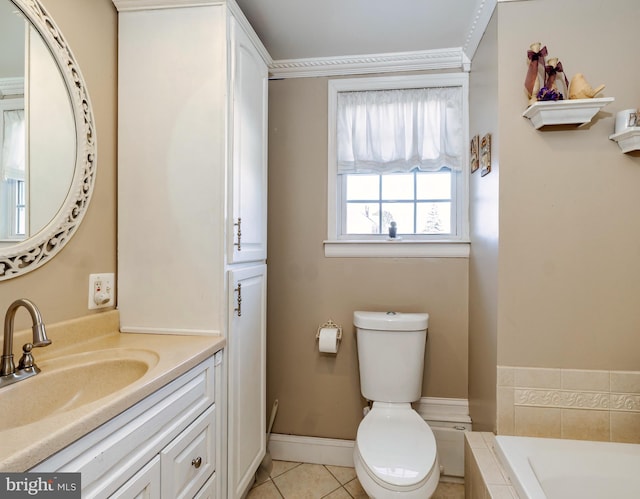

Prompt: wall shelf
[
  {"left": 609, "top": 128, "right": 640, "bottom": 153},
  {"left": 522, "top": 97, "right": 614, "bottom": 129}
]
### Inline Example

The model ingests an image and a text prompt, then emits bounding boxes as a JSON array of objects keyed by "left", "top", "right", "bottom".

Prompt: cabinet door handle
[
  {"left": 191, "top": 456, "right": 202, "bottom": 469},
  {"left": 234, "top": 282, "right": 242, "bottom": 317},
  {"left": 234, "top": 218, "right": 242, "bottom": 251}
]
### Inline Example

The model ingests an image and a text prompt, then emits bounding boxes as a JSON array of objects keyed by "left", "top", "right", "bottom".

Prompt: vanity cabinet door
[
  {"left": 161, "top": 405, "right": 216, "bottom": 499},
  {"left": 227, "top": 264, "right": 267, "bottom": 498},
  {"left": 111, "top": 456, "right": 161, "bottom": 499},
  {"left": 228, "top": 17, "right": 268, "bottom": 265}
]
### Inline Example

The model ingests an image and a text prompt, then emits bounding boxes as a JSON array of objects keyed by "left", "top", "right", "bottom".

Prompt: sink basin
[{"left": 0, "top": 348, "right": 159, "bottom": 432}]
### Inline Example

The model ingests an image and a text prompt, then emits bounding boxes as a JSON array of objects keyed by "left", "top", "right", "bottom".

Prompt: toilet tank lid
[{"left": 354, "top": 311, "right": 428, "bottom": 331}]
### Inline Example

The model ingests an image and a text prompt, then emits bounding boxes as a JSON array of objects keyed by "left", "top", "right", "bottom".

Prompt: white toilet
[{"left": 353, "top": 311, "right": 440, "bottom": 498}]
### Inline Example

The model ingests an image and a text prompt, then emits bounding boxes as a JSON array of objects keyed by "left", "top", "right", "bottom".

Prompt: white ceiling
[{"left": 235, "top": 0, "right": 490, "bottom": 62}]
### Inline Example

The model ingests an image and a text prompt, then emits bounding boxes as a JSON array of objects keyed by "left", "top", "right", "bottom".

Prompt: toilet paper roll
[{"left": 318, "top": 327, "right": 339, "bottom": 354}]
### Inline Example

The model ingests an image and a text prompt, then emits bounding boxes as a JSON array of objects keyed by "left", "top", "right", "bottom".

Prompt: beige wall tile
[
  {"left": 611, "top": 371, "right": 640, "bottom": 394},
  {"left": 482, "top": 432, "right": 498, "bottom": 449},
  {"left": 465, "top": 443, "right": 487, "bottom": 499},
  {"left": 473, "top": 448, "right": 507, "bottom": 485},
  {"left": 611, "top": 412, "right": 640, "bottom": 444},
  {"left": 514, "top": 406, "right": 561, "bottom": 438},
  {"left": 466, "top": 431, "right": 489, "bottom": 449},
  {"left": 497, "top": 387, "right": 515, "bottom": 435},
  {"left": 488, "top": 484, "right": 518, "bottom": 499},
  {"left": 514, "top": 368, "right": 561, "bottom": 389},
  {"left": 561, "top": 408, "right": 610, "bottom": 441},
  {"left": 561, "top": 369, "right": 610, "bottom": 392},
  {"left": 497, "top": 366, "right": 514, "bottom": 387}
]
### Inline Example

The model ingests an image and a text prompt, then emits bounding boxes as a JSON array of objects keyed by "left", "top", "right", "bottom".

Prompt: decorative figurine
[
  {"left": 544, "top": 57, "right": 569, "bottom": 99},
  {"left": 525, "top": 42, "right": 548, "bottom": 104},
  {"left": 388, "top": 221, "right": 397, "bottom": 239},
  {"left": 568, "top": 73, "right": 606, "bottom": 99}
]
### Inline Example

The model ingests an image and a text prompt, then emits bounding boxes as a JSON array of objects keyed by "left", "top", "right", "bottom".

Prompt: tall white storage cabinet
[{"left": 113, "top": 1, "right": 269, "bottom": 497}]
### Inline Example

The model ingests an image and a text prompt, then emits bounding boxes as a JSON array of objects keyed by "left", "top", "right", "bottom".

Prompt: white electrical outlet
[{"left": 88, "top": 273, "right": 115, "bottom": 310}]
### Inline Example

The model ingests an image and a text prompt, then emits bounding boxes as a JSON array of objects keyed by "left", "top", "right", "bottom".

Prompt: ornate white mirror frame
[{"left": 0, "top": 0, "right": 96, "bottom": 281}]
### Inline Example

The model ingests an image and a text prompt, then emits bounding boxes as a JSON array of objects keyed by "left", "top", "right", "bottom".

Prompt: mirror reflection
[{"left": 0, "top": 0, "right": 75, "bottom": 247}]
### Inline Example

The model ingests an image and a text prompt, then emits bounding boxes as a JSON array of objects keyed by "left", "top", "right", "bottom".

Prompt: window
[
  {"left": 343, "top": 170, "right": 453, "bottom": 236},
  {"left": 0, "top": 102, "right": 27, "bottom": 241},
  {"left": 327, "top": 74, "right": 469, "bottom": 257}
]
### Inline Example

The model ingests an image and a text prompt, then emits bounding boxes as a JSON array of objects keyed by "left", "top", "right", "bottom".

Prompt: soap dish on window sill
[
  {"left": 522, "top": 97, "right": 614, "bottom": 129},
  {"left": 609, "top": 128, "right": 640, "bottom": 153}
]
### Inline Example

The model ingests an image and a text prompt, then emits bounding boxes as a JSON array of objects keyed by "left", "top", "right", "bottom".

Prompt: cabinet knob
[{"left": 191, "top": 456, "right": 202, "bottom": 469}]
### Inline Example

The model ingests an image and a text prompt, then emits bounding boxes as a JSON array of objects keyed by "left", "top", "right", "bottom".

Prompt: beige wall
[
  {"left": 0, "top": 0, "right": 117, "bottom": 331},
  {"left": 497, "top": 0, "right": 640, "bottom": 371},
  {"left": 267, "top": 76, "right": 469, "bottom": 439},
  {"left": 468, "top": 12, "right": 499, "bottom": 432}
]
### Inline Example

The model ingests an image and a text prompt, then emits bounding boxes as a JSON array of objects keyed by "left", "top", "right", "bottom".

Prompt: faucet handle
[{"left": 17, "top": 343, "right": 35, "bottom": 370}]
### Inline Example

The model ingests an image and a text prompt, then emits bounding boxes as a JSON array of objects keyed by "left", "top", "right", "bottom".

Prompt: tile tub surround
[
  {"left": 497, "top": 366, "right": 640, "bottom": 442},
  {"left": 0, "top": 310, "right": 225, "bottom": 471},
  {"left": 464, "top": 432, "right": 518, "bottom": 499}
]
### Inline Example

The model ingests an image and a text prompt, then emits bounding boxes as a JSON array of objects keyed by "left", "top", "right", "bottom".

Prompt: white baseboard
[
  {"left": 268, "top": 434, "right": 355, "bottom": 467},
  {"left": 268, "top": 398, "right": 471, "bottom": 474},
  {"left": 413, "top": 397, "right": 472, "bottom": 425}
]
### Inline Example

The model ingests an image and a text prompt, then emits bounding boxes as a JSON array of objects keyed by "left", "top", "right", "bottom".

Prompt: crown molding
[
  {"left": 269, "top": 47, "right": 469, "bottom": 79},
  {"left": 0, "top": 77, "right": 24, "bottom": 98},
  {"left": 111, "top": 0, "right": 272, "bottom": 66},
  {"left": 462, "top": 0, "right": 497, "bottom": 61},
  {"left": 112, "top": 0, "right": 223, "bottom": 10}
]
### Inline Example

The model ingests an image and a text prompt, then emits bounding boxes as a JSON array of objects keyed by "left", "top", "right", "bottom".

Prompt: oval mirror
[{"left": 0, "top": 0, "right": 96, "bottom": 280}]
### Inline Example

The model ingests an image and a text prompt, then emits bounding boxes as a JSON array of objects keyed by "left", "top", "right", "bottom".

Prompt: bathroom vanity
[
  {"left": 0, "top": 311, "right": 225, "bottom": 499},
  {"left": 33, "top": 355, "right": 222, "bottom": 498}
]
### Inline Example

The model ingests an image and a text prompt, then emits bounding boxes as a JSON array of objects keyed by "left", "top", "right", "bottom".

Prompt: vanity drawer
[
  {"left": 111, "top": 456, "right": 161, "bottom": 499},
  {"left": 161, "top": 404, "right": 215, "bottom": 499},
  {"left": 194, "top": 473, "right": 216, "bottom": 499}
]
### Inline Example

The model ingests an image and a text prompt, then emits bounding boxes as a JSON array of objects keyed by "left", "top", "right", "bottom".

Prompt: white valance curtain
[
  {"left": 337, "top": 86, "right": 462, "bottom": 174},
  {"left": 1, "top": 109, "right": 26, "bottom": 181}
]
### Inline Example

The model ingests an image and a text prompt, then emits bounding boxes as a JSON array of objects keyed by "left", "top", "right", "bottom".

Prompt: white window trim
[{"left": 325, "top": 73, "right": 470, "bottom": 258}]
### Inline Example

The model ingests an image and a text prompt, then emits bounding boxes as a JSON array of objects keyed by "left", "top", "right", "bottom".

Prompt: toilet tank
[{"left": 354, "top": 311, "right": 428, "bottom": 403}]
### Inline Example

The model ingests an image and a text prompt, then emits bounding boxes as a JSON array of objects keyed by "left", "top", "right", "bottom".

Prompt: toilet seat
[{"left": 355, "top": 402, "right": 438, "bottom": 493}]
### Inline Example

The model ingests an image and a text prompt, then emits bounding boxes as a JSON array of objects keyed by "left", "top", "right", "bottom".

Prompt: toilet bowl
[
  {"left": 353, "top": 311, "right": 440, "bottom": 498},
  {"left": 354, "top": 403, "right": 439, "bottom": 498}
]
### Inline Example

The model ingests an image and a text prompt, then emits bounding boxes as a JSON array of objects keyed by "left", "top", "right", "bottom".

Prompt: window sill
[{"left": 323, "top": 240, "right": 470, "bottom": 258}]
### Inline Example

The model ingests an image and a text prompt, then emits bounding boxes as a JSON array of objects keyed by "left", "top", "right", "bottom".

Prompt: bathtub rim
[
  {"left": 494, "top": 435, "right": 640, "bottom": 499},
  {"left": 494, "top": 435, "right": 546, "bottom": 499}
]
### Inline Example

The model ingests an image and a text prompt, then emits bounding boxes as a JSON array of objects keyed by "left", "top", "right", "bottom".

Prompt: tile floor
[{"left": 247, "top": 460, "right": 465, "bottom": 499}]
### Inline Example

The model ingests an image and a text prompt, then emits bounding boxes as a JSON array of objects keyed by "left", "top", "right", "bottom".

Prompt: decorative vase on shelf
[
  {"left": 524, "top": 42, "right": 547, "bottom": 105},
  {"left": 542, "top": 57, "right": 569, "bottom": 101}
]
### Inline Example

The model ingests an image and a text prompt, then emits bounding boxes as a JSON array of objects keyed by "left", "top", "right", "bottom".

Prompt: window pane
[
  {"left": 346, "top": 175, "right": 379, "bottom": 200},
  {"left": 381, "top": 173, "right": 413, "bottom": 200},
  {"left": 381, "top": 202, "right": 414, "bottom": 234},
  {"left": 346, "top": 203, "right": 379, "bottom": 234},
  {"left": 416, "top": 171, "right": 451, "bottom": 200},
  {"left": 417, "top": 202, "right": 451, "bottom": 234}
]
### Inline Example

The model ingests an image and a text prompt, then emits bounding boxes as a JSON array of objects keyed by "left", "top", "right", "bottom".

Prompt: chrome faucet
[{"left": 0, "top": 299, "right": 51, "bottom": 388}]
